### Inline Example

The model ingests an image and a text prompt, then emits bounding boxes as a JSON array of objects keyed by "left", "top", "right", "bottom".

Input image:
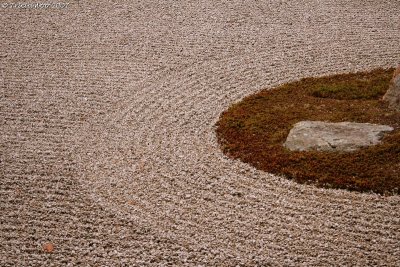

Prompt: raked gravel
[{"left": 1, "top": 1, "right": 399, "bottom": 266}]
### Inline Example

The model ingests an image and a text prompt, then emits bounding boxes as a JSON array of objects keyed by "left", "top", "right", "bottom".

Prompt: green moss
[
  {"left": 310, "top": 70, "right": 392, "bottom": 100},
  {"left": 216, "top": 68, "right": 399, "bottom": 195},
  {"left": 225, "top": 117, "right": 245, "bottom": 130}
]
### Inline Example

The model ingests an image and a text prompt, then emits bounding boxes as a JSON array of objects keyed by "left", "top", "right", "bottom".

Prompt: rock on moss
[
  {"left": 284, "top": 121, "right": 394, "bottom": 152},
  {"left": 383, "top": 65, "right": 400, "bottom": 110}
]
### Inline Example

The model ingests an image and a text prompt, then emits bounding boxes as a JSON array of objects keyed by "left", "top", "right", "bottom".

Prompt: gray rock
[
  {"left": 284, "top": 121, "right": 393, "bottom": 152},
  {"left": 383, "top": 65, "right": 400, "bottom": 111}
]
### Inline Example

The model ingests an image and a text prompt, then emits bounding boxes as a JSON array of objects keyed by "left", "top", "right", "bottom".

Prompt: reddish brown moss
[{"left": 216, "top": 68, "right": 400, "bottom": 195}]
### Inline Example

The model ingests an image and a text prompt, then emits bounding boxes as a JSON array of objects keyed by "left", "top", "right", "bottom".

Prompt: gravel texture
[{"left": 1, "top": 1, "right": 399, "bottom": 266}]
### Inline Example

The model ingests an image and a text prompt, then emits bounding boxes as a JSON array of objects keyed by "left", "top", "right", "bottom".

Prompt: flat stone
[
  {"left": 383, "top": 65, "right": 400, "bottom": 111},
  {"left": 284, "top": 121, "right": 393, "bottom": 152}
]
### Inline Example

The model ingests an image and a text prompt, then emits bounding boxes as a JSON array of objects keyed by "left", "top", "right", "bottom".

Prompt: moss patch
[{"left": 216, "top": 68, "right": 400, "bottom": 195}]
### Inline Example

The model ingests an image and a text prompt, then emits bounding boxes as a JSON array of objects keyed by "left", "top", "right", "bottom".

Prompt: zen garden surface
[{"left": 1, "top": 1, "right": 399, "bottom": 266}]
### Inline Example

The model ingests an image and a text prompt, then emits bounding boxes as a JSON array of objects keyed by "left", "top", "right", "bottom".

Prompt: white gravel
[{"left": 1, "top": 0, "right": 399, "bottom": 266}]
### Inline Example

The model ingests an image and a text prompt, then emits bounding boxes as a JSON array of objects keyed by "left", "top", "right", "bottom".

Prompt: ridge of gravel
[{"left": 1, "top": 1, "right": 399, "bottom": 266}]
